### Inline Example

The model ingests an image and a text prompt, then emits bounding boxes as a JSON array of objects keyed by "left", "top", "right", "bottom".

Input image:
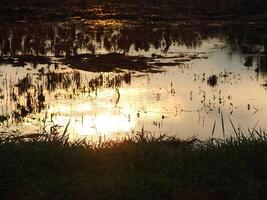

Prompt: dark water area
[
  {"left": 2, "top": 0, "right": 267, "bottom": 23},
  {"left": 0, "top": 4, "right": 267, "bottom": 139}
]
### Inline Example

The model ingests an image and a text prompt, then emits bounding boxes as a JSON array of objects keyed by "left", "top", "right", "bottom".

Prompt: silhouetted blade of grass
[{"left": 221, "top": 112, "right": 225, "bottom": 139}]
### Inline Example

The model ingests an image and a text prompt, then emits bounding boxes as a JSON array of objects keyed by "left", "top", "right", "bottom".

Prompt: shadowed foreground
[{"left": 0, "top": 131, "right": 267, "bottom": 200}]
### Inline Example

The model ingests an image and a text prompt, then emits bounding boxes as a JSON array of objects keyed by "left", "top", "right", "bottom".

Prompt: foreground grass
[{"left": 0, "top": 131, "right": 267, "bottom": 200}]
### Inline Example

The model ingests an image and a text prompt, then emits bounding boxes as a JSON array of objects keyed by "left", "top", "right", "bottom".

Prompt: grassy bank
[{"left": 0, "top": 130, "right": 267, "bottom": 200}]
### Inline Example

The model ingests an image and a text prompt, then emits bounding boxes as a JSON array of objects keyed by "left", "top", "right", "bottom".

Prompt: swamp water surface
[{"left": 0, "top": 19, "right": 267, "bottom": 140}]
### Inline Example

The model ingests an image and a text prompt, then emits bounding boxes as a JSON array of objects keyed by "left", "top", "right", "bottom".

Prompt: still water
[{"left": 0, "top": 19, "right": 266, "bottom": 139}]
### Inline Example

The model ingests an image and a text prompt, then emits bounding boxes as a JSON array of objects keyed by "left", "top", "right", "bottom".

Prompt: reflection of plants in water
[
  {"left": 172, "top": 71, "right": 243, "bottom": 121},
  {"left": 1, "top": 21, "right": 267, "bottom": 59},
  {"left": 0, "top": 70, "right": 132, "bottom": 123},
  {"left": 12, "top": 76, "right": 48, "bottom": 121},
  {"left": 195, "top": 71, "right": 242, "bottom": 87},
  {"left": 0, "top": 23, "right": 216, "bottom": 57},
  {"left": 207, "top": 75, "right": 218, "bottom": 87},
  {"left": 15, "top": 75, "right": 32, "bottom": 95},
  {"left": 88, "top": 72, "right": 131, "bottom": 93},
  {"left": 45, "top": 72, "right": 78, "bottom": 91}
]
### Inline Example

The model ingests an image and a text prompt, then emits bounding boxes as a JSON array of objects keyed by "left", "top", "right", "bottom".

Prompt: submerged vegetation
[{"left": 0, "top": 129, "right": 267, "bottom": 199}]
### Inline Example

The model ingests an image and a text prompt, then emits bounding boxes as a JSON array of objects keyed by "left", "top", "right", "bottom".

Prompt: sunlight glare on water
[{"left": 0, "top": 19, "right": 267, "bottom": 139}]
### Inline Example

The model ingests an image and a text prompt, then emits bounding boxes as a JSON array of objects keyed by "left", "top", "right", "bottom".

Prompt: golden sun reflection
[
  {"left": 84, "top": 19, "right": 125, "bottom": 27},
  {"left": 53, "top": 114, "right": 136, "bottom": 137},
  {"left": 49, "top": 97, "right": 137, "bottom": 137}
]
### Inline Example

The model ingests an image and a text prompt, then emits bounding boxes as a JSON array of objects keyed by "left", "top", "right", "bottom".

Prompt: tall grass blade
[
  {"left": 212, "top": 120, "right": 216, "bottom": 137},
  {"left": 228, "top": 115, "right": 238, "bottom": 139},
  {"left": 61, "top": 120, "right": 71, "bottom": 140},
  {"left": 221, "top": 112, "right": 225, "bottom": 139}
]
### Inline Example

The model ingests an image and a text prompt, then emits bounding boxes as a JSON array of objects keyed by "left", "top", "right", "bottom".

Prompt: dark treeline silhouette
[
  {"left": 1, "top": 21, "right": 266, "bottom": 73},
  {"left": 0, "top": 22, "right": 215, "bottom": 57},
  {"left": 0, "top": 22, "right": 266, "bottom": 57}
]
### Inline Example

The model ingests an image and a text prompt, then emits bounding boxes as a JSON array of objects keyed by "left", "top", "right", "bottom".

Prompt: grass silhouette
[{"left": 1, "top": 127, "right": 267, "bottom": 199}]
